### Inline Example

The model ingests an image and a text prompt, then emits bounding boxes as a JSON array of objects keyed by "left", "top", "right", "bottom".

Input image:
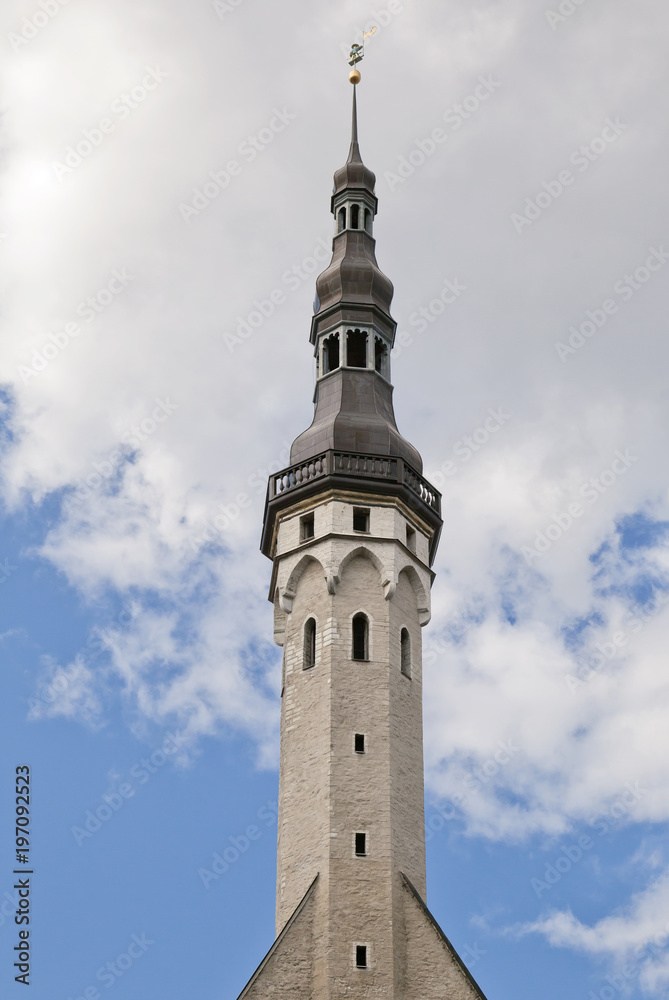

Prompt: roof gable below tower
[
  {"left": 234, "top": 870, "right": 490, "bottom": 999},
  {"left": 401, "top": 873, "right": 490, "bottom": 1000},
  {"left": 235, "top": 875, "right": 318, "bottom": 1000}
]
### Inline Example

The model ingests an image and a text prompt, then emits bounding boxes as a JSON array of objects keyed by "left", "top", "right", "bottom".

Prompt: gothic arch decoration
[
  {"left": 280, "top": 553, "right": 326, "bottom": 613},
  {"left": 397, "top": 564, "right": 431, "bottom": 625},
  {"left": 336, "top": 545, "right": 394, "bottom": 599}
]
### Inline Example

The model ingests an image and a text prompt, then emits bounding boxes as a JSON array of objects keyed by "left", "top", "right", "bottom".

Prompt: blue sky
[{"left": 2, "top": 1, "right": 669, "bottom": 998}]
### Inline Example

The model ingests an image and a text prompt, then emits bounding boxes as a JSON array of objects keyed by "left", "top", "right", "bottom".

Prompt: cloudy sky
[{"left": 1, "top": 0, "right": 668, "bottom": 997}]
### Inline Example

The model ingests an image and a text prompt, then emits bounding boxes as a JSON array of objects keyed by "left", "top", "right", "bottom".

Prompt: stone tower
[{"left": 238, "top": 78, "right": 489, "bottom": 1000}]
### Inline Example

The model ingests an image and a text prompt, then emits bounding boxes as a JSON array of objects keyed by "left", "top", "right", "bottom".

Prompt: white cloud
[
  {"left": 28, "top": 654, "right": 103, "bottom": 726},
  {"left": 1, "top": 0, "right": 669, "bottom": 850},
  {"left": 519, "top": 869, "right": 669, "bottom": 993}
]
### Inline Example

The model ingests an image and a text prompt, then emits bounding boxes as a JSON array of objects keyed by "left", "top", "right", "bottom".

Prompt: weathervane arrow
[{"left": 347, "top": 26, "right": 377, "bottom": 82}]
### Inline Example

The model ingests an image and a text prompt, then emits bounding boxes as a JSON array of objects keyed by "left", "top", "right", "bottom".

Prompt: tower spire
[
  {"left": 261, "top": 45, "right": 443, "bottom": 565},
  {"left": 351, "top": 83, "right": 358, "bottom": 144},
  {"left": 348, "top": 84, "right": 360, "bottom": 162},
  {"left": 244, "top": 57, "right": 489, "bottom": 1000},
  {"left": 346, "top": 32, "right": 373, "bottom": 165}
]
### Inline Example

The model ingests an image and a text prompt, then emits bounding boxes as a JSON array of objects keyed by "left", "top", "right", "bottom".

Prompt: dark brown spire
[
  {"left": 320, "top": 86, "right": 388, "bottom": 330},
  {"left": 350, "top": 83, "right": 359, "bottom": 153},
  {"left": 294, "top": 84, "right": 423, "bottom": 473},
  {"left": 260, "top": 76, "right": 442, "bottom": 564},
  {"left": 332, "top": 85, "right": 377, "bottom": 202}
]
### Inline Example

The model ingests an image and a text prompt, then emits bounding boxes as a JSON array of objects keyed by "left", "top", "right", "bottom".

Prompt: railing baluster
[{"left": 267, "top": 451, "right": 440, "bottom": 516}]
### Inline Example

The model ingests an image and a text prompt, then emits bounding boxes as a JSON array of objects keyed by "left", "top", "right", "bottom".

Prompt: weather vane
[{"left": 348, "top": 26, "right": 376, "bottom": 83}]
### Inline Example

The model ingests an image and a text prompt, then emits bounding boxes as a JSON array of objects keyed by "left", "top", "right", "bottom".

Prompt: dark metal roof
[
  {"left": 311, "top": 230, "right": 394, "bottom": 321},
  {"left": 300, "top": 86, "right": 422, "bottom": 476},
  {"left": 261, "top": 84, "right": 442, "bottom": 563},
  {"left": 318, "top": 87, "right": 388, "bottom": 323},
  {"left": 290, "top": 368, "right": 422, "bottom": 472},
  {"left": 331, "top": 85, "right": 377, "bottom": 203}
]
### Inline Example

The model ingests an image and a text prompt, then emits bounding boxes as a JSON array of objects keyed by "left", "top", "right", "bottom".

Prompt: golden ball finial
[{"left": 349, "top": 68, "right": 361, "bottom": 84}]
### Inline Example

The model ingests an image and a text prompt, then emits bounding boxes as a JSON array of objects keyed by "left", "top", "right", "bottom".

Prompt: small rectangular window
[
  {"left": 353, "top": 507, "right": 370, "bottom": 533},
  {"left": 300, "top": 513, "right": 314, "bottom": 541},
  {"left": 355, "top": 832, "right": 367, "bottom": 856},
  {"left": 406, "top": 525, "right": 416, "bottom": 552},
  {"left": 356, "top": 945, "right": 367, "bottom": 968},
  {"left": 354, "top": 733, "right": 365, "bottom": 753}
]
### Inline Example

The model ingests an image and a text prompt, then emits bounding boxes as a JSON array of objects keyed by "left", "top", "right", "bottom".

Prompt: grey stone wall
[
  {"left": 271, "top": 495, "right": 437, "bottom": 994},
  {"left": 237, "top": 491, "right": 490, "bottom": 998}
]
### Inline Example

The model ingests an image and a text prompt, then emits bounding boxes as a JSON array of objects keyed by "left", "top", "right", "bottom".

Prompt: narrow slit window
[
  {"left": 346, "top": 328, "right": 367, "bottom": 368},
  {"left": 303, "top": 618, "right": 316, "bottom": 669},
  {"left": 355, "top": 832, "right": 367, "bottom": 856},
  {"left": 401, "top": 628, "right": 412, "bottom": 678},
  {"left": 354, "top": 733, "right": 365, "bottom": 753},
  {"left": 338, "top": 207, "right": 346, "bottom": 232},
  {"left": 353, "top": 507, "right": 370, "bottom": 533},
  {"left": 352, "top": 614, "right": 368, "bottom": 661},
  {"left": 356, "top": 945, "right": 367, "bottom": 968},
  {"left": 300, "top": 513, "right": 314, "bottom": 541},
  {"left": 350, "top": 204, "right": 360, "bottom": 229},
  {"left": 406, "top": 525, "right": 416, "bottom": 552}
]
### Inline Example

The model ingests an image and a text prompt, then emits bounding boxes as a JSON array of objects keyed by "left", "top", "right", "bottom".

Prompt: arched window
[
  {"left": 352, "top": 613, "right": 369, "bottom": 661},
  {"left": 374, "top": 337, "right": 388, "bottom": 377},
  {"left": 346, "top": 329, "right": 367, "bottom": 368},
  {"left": 400, "top": 628, "right": 411, "bottom": 678},
  {"left": 322, "top": 332, "right": 340, "bottom": 373},
  {"left": 365, "top": 208, "right": 373, "bottom": 234},
  {"left": 304, "top": 618, "right": 316, "bottom": 669},
  {"left": 338, "top": 207, "right": 346, "bottom": 232},
  {"left": 350, "top": 204, "right": 360, "bottom": 229}
]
